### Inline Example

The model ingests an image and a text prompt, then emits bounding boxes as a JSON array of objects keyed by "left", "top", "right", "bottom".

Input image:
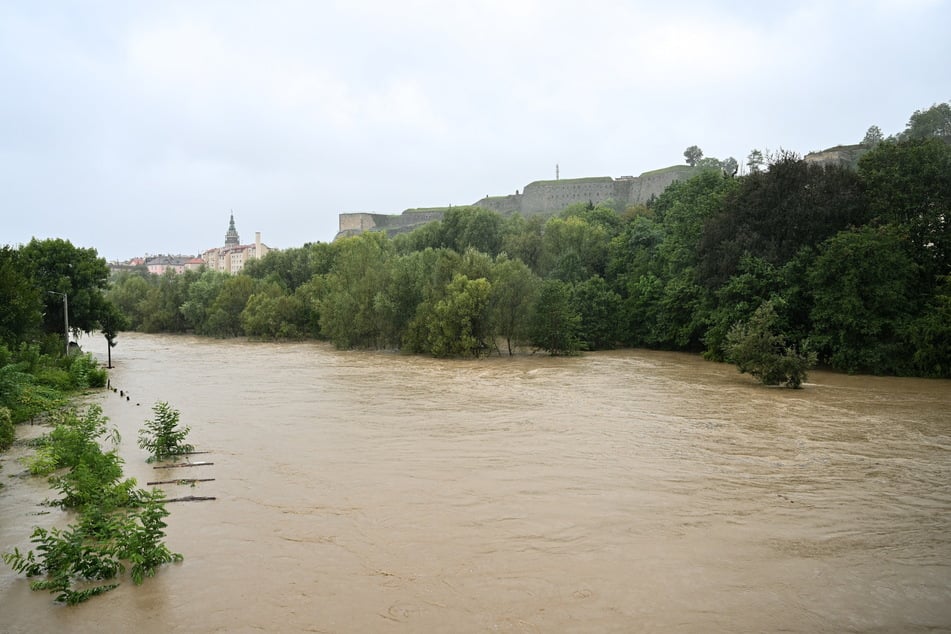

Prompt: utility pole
[{"left": 47, "top": 291, "right": 69, "bottom": 355}]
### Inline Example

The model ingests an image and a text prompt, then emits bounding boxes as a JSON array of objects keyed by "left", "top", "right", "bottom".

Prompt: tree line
[
  {"left": 0, "top": 238, "right": 122, "bottom": 452},
  {"left": 105, "top": 106, "right": 951, "bottom": 378}
]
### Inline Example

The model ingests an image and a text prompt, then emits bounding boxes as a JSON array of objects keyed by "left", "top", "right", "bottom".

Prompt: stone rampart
[
  {"left": 520, "top": 177, "right": 616, "bottom": 215},
  {"left": 803, "top": 144, "right": 869, "bottom": 169},
  {"left": 336, "top": 165, "right": 698, "bottom": 239}
]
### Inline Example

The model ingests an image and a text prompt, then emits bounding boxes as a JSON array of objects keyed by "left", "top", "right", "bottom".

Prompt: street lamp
[{"left": 47, "top": 291, "right": 69, "bottom": 355}]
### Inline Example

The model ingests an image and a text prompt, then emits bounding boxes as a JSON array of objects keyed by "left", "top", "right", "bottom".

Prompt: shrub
[
  {"left": 725, "top": 299, "right": 816, "bottom": 388},
  {"left": 0, "top": 406, "right": 13, "bottom": 451},
  {"left": 138, "top": 402, "right": 193, "bottom": 462},
  {"left": 3, "top": 405, "right": 182, "bottom": 605},
  {"left": 67, "top": 354, "right": 107, "bottom": 389}
]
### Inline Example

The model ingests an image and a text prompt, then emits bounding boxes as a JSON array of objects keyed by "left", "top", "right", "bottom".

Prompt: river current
[{"left": 1, "top": 333, "right": 949, "bottom": 633}]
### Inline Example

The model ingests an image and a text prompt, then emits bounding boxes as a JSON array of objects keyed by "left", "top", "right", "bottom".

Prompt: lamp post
[{"left": 47, "top": 291, "right": 69, "bottom": 355}]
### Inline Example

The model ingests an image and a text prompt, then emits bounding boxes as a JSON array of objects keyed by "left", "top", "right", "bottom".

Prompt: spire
[{"left": 225, "top": 212, "right": 240, "bottom": 246}]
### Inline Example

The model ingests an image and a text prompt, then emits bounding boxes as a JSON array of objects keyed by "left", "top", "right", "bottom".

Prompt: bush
[
  {"left": 138, "top": 402, "right": 193, "bottom": 462},
  {"left": 3, "top": 405, "right": 181, "bottom": 605},
  {"left": 67, "top": 354, "right": 107, "bottom": 389},
  {"left": 0, "top": 406, "right": 13, "bottom": 451},
  {"left": 35, "top": 367, "right": 73, "bottom": 391},
  {"left": 725, "top": 299, "right": 816, "bottom": 388}
]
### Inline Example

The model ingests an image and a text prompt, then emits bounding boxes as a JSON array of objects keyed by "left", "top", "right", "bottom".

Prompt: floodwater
[{"left": 1, "top": 333, "right": 949, "bottom": 633}]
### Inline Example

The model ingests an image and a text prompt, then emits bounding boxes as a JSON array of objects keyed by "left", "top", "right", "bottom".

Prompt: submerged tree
[
  {"left": 99, "top": 302, "right": 129, "bottom": 368},
  {"left": 725, "top": 299, "right": 816, "bottom": 388},
  {"left": 529, "top": 280, "right": 583, "bottom": 355},
  {"left": 138, "top": 402, "right": 193, "bottom": 462}
]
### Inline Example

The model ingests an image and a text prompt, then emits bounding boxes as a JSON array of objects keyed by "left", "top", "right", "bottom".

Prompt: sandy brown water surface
[{"left": 1, "top": 333, "right": 949, "bottom": 633}]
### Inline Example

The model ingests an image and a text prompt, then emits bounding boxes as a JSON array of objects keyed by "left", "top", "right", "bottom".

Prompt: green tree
[
  {"left": 902, "top": 102, "right": 951, "bottom": 140},
  {"left": 500, "top": 214, "right": 545, "bottom": 274},
  {"left": 425, "top": 274, "right": 492, "bottom": 357},
  {"left": 19, "top": 238, "right": 113, "bottom": 346},
  {"left": 319, "top": 232, "right": 394, "bottom": 348},
  {"left": 560, "top": 201, "right": 624, "bottom": 237},
  {"left": 614, "top": 170, "right": 735, "bottom": 349},
  {"left": 98, "top": 302, "right": 129, "bottom": 369},
  {"left": 862, "top": 125, "right": 884, "bottom": 147},
  {"left": 138, "top": 401, "right": 193, "bottom": 462},
  {"left": 725, "top": 299, "right": 816, "bottom": 388},
  {"left": 0, "top": 246, "right": 42, "bottom": 347},
  {"left": 697, "top": 157, "right": 722, "bottom": 170},
  {"left": 620, "top": 273, "right": 665, "bottom": 347},
  {"left": 572, "top": 276, "right": 622, "bottom": 350},
  {"left": 242, "top": 242, "right": 336, "bottom": 291},
  {"left": 655, "top": 272, "right": 708, "bottom": 349},
  {"left": 529, "top": 280, "right": 582, "bottom": 355},
  {"left": 439, "top": 206, "right": 504, "bottom": 256},
  {"left": 607, "top": 213, "right": 664, "bottom": 288},
  {"left": 655, "top": 169, "right": 737, "bottom": 274},
  {"left": 180, "top": 270, "right": 229, "bottom": 334},
  {"left": 684, "top": 145, "right": 703, "bottom": 167},
  {"left": 0, "top": 406, "right": 12, "bottom": 451},
  {"left": 746, "top": 149, "right": 764, "bottom": 173},
  {"left": 704, "top": 255, "right": 784, "bottom": 360},
  {"left": 105, "top": 271, "right": 151, "bottom": 331},
  {"left": 699, "top": 154, "right": 868, "bottom": 287},
  {"left": 538, "top": 216, "right": 609, "bottom": 282},
  {"left": 292, "top": 275, "right": 327, "bottom": 338},
  {"left": 137, "top": 270, "right": 190, "bottom": 333},
  {"left": 393, "top": 220, "right": 443, "bottom": 254},
  {"left": 204, "top": 275, "right": 256, "bottom": 337},
  {"left": 905, "top": 275, "right": 951, "bottom": 377},
  {"left": 489, "top": 256, "right": 540, "bottom": 355},
  {"left": 241, "top": 282, "right": 307, "bottom": 339},
  {"left": 720, "top": 156, "right": 739, "bottom": 176},
  {"left": 808, "top": 225, "right": 919, "bottom": 374},
  {"left": 858, "top": 137, "right": 951, "bottom": 286}
]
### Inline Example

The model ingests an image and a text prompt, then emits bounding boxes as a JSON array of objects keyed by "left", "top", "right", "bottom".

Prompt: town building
[
  {"left": 202, "top": 214, "right": 270, "bottom": 273},
  {"left": 145, "top": 255, "right": 204, "bottom": 275}
]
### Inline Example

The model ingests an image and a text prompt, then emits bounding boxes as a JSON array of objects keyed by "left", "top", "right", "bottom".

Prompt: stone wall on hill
[{"left": 336, "top": 165, "right": 697, "bottom": 239}]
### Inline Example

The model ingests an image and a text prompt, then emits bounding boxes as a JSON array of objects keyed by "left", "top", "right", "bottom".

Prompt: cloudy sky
[{"left": 2, "top": 1, "right": 948, "bottom": 262}]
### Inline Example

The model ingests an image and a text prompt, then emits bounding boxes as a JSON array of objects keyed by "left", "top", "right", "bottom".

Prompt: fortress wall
[
  {"left": 337, "top": 210, "right": 446, "bottom": 239},
  {"left": 473, "top": 194, "right": 522, "bottom": 215},
  {"left": 522, "top": 178, "right": 616, "bottom": 215},
  {"left": 335, "top": 166, "right": 698, "bottom": 240},
  {"left": 338, "top": 213, "right": 386, "bottom": 233},
  {"left": 804, "top": 144, "right": 868, "bottom": 169},
  {"left": 392, "top": 211, "right": 444, "bottom": 227},
  {"left": 623, "top": 167, "right": 696, "bottom": 206}
]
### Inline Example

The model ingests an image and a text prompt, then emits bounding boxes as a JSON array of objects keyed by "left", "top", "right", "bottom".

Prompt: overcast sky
[{"left": 2, "top": 1, "right": 948, "bottom": 262}]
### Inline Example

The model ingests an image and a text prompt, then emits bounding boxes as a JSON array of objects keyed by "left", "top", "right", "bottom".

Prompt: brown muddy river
[{"left": 1, "top": 333, "right": 950, "bottom": 633}]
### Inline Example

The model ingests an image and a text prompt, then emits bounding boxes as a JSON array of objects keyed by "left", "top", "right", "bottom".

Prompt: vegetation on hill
[{"left": 104, "top": 103, "right": 951, "bottom": 381}]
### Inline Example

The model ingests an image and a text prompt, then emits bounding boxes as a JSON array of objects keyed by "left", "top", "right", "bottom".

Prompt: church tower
[{"left": 225, "top": 213, "right": 240, "bottom": 246}]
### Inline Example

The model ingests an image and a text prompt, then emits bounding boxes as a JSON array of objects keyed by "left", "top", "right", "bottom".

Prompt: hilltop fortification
[{"left": 336, "top": 165, "right": 697, "bottom": 239}]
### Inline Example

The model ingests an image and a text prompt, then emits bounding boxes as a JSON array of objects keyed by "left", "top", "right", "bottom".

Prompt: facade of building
[
  {"left": 202, "top": 214, "right": 270, "bottom": 273},
  {"left": 145, "top": 255, "right": 204, "bottom": 275}
]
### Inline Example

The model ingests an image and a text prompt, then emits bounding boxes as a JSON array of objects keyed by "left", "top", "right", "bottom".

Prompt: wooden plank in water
[
  {"left": 153, "top": 461, "right": 214, "bottom": 469},
  {"left": 146, "top": 478, "right": 217, "bottom": 485},
  {"left": 163, "top": 495, "right": 217, "bottom": 503}
]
